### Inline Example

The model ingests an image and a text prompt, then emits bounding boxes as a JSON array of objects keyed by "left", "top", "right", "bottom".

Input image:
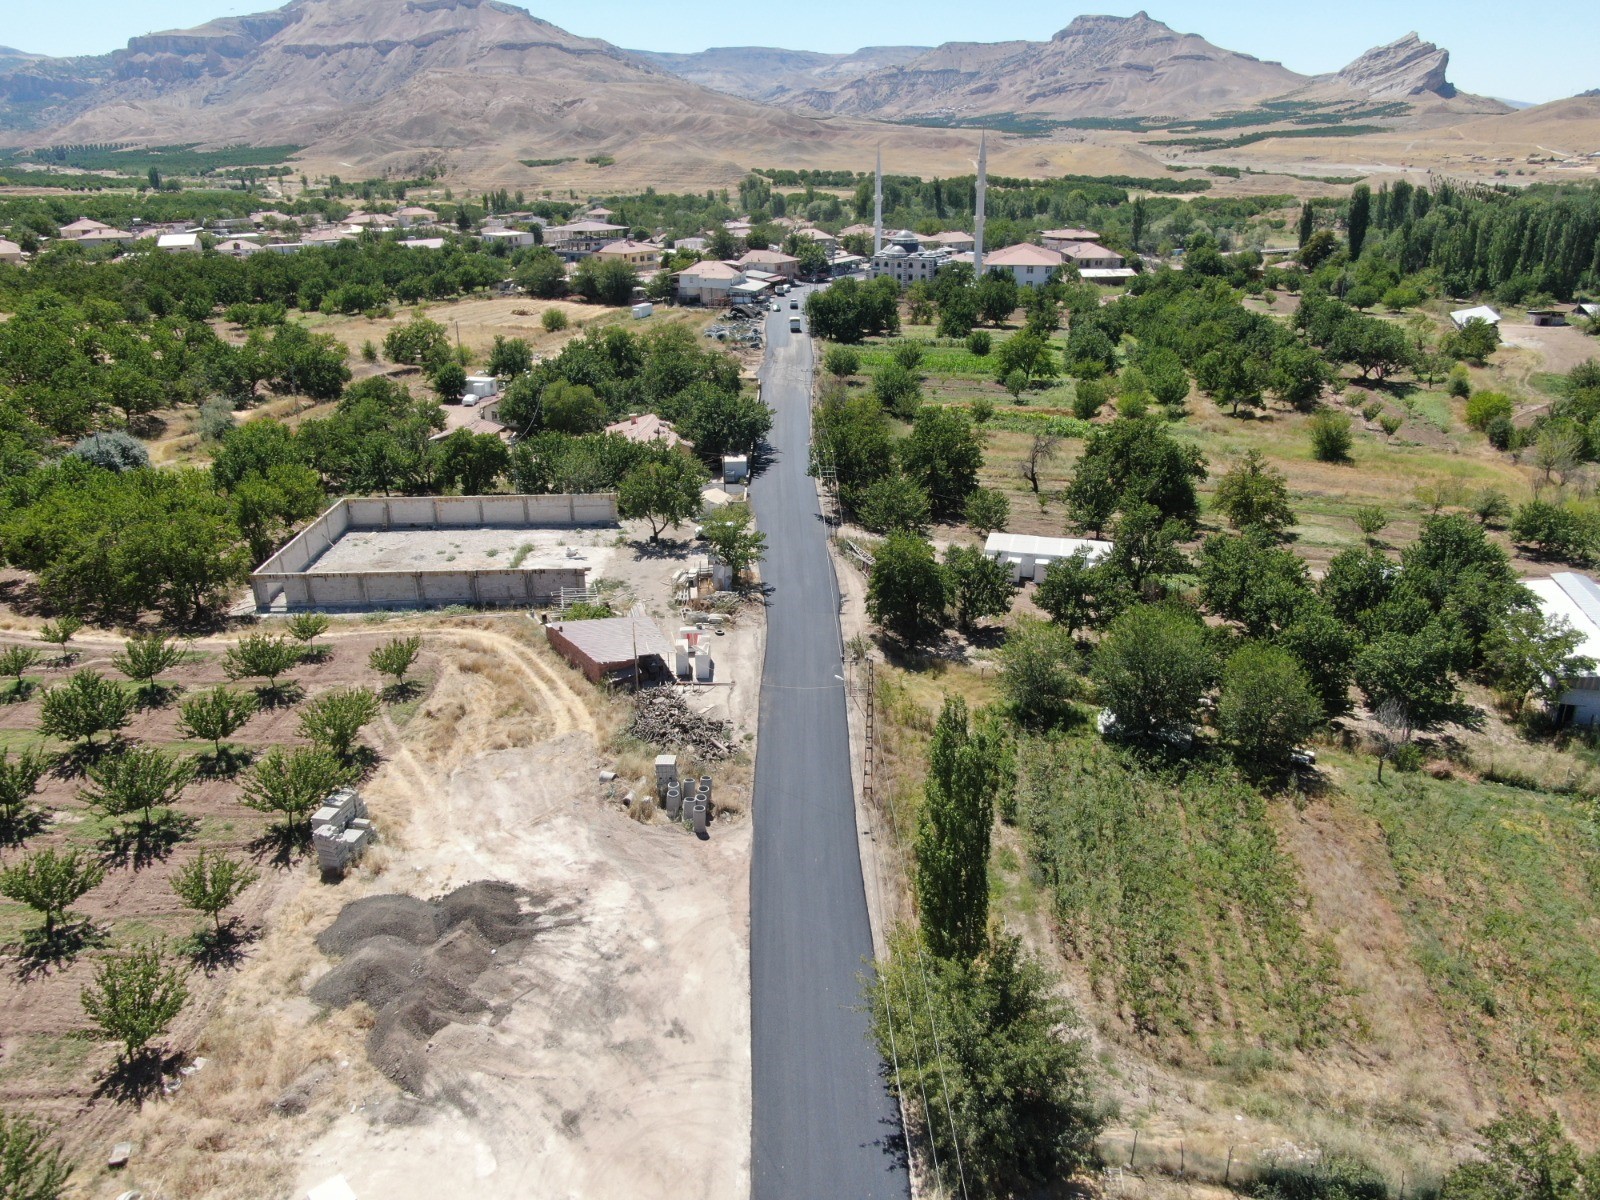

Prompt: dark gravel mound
[{"left": 311, "top": 882, "right": 576, "bottom": 1094}]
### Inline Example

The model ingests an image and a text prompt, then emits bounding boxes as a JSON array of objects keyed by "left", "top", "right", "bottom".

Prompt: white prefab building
[
  {"left": 461, "top": 375, "right": 500, "bottom": 402},
  {"left": 984, "top": 532, "right": 1113, "bottom": 584},
  {"left": 1450, "top": 305, "right": 1502, "bottom": 329},
  {"left": 1526, "top": 572, "right": 1600, "bottom": 726},
  {"left": 157, "top": 232, "right": 201, "bottom": 253}
]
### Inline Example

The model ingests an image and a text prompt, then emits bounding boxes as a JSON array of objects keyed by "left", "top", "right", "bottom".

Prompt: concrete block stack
[{"left": 312, "top": 787, "right": 374, "bottom": 875}]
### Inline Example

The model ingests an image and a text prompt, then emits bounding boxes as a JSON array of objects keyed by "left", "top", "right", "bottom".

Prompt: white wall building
[
  {"left": 870, "top": 243, "right": 952, "bottom": 286},
  {"left": 982, "top": 243, "right": 1065, "bottom": 289},
  {"left": 984, "top": 532, "right": 1113, "bottom": 584},
  {"left": 1526, "top": 572, "right": 1600, "bottom": 726}
]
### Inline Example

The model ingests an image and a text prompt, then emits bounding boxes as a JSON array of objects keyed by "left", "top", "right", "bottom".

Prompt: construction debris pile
[
  {"left": 629, "top": 689, "right": 734, "bottom": 760},
  {"left": 309, "top": 883, "right": 578, "bottom": 1094}
]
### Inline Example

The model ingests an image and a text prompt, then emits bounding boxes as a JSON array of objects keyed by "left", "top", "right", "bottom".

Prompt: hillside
[
  {"left": 631, "top": 45, "right": 928, "bottom": 104},
  {"left": 786, "top": 12, "right": 1504, "bottom": 126}
]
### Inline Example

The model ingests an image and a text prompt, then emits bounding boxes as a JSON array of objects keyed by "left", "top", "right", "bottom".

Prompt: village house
[
  {"left": 58, "top": 218, "right": 113, "bottom": 240},
  {"left": 398, "top": 237, "right": 447, "bottom": 251},
  {"left": 1041, "top": 227, "right": 1101, "bottom": 250},
  {"left": 736, "top": 248, "right": 800, "bottom": 279},
  {"left": 157, "top": 231, "right": 202, "bottom": 254},
  {"left": 545, "top": 219, "right": 628, "bottom": 259},
  {"left": 1451, "top": 304, "right": 1502, "bottom": 329},
  {"left": 595, "top": 239, "right": 661, "bottom": 270},
  {"left": 1056, "top": 240, "right": 1126, "bottom": 270},
  {"left": 675, "top": 260, "right": 746, "bottom": 306},
  {"left": 77, "top": 227, "right": 138, "bottom": 248},
  {"left": 215, "top": 238, "right": 262, "bottom": 258},
  {"left": 395, "top": 205, "right": 438, "bottom": 228},
  {"left": 480, "top": 228, "right": 537, "bottom": 250},
  {"left": 983, "top": 242, "right": 1065, "bottom": 288},
  {"left": 1526, "top": 572, "right": 1600, "bottom": 726},
  {"left": 793, "top": 227, "right": 840, "bottom": 255},
  {"left": 921, "top": 230, "right": 976, "bottom": 252},
  {"left": 605, "top": 413, "right": 691, "bottom": 450},
  {"left": 0, "top": 239, "right": 23, "bottom": 264}
]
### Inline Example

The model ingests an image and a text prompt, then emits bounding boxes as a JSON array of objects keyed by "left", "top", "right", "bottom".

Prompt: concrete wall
[{"left": 250, "top": 494, "right": 617, "bottom": 611}]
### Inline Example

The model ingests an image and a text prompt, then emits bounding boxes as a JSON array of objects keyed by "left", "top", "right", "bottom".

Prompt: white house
[
  {"left": 1450, "top": 305, "right": 1502, "bottom": 329},
  {"left": 1525, "top": 572, "right": 1600, "bottom": 725},
  {"left": 77, "top": 227, "right": 136, "bottom": 247},
  {"left": 157, "top": 232, "right": 201, "bottom": 253},
  {"left": 395, "top": 206, "right": 438, "bottom": 228},
  {"left": 1056, "top": 241, "right": 1126, "bottom": 270},
  {"left": 984, "top": 532, "right": 1113, "bottom": 584},
  {"left": 480, "top": 228, "right": 536, "bottom": 250},
  {"left": 983, "top": 243, "right": 1065, "bottom": 289},
  {"left": 675, "top": 260, "right": 745, "bottom": 306},
  {"left": 398, "top": 237, "right": 447, "bottom": 251}
]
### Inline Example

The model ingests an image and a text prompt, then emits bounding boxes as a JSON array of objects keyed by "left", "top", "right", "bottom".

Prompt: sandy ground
[{"left": 307, "top": 527, "right": 618, "bottom": 575}]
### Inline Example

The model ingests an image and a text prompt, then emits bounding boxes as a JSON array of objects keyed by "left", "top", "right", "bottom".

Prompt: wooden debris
[{"left": 629, "top": 689, "right": 734, "bottom": 760}]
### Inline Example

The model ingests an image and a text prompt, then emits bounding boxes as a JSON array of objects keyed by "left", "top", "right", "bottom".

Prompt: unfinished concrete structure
[
  {"left": 545, "top": 607, "right": 676, "bottom": 683},
  {"left": 250, "top": 494, "right": 618, "bottom": 611}
]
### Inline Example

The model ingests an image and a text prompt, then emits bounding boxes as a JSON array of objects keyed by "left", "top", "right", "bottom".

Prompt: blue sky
[{"left": 5, "top": 0, "right": 1595, "bottom": 104}]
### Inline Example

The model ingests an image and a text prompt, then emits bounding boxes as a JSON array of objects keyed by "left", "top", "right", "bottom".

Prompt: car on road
[
  {"left": 789, "top": 316, "right": 802, "bottom": 333},
  {"left": 789, "top": 299, "right": 799, "bottom": 310},
  {"left": 770, "top": 301, "right": 781, "bottom": 312}
]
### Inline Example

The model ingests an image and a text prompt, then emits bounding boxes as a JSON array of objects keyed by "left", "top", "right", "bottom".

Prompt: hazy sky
[{"left": 5, "top": 0, "right": 1595, "bottom": 104}]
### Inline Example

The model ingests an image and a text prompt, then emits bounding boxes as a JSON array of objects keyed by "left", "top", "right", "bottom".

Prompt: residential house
[
  {"left": 673, "top": 236, "right": 709, "bottom": 253},
  {"left": 1529, "top": 309, "right": 1569, "bottom": 327},
  {"left": 736, "top": 248, "right": 800, "bottom": 279},
  {"left": 595, "top": 239, "right": 661, "bottom": 270},
  {"left": 921, "top": 230, "right": 976, "bottom": 252},
  {"left": 0, "top": 239, "right": 22, "bottom": 264},
  {"left": 76, "top": 227, "right": 137, "bottom": 248},
  {"left": 605, "top": 413, "right": 690, "bottom": 450},
  {"left": 1526, "top": 572, "right": 1600, "bottom": 725},
  {"left": 585, "top": 206, "right": 616, "bottom": 222},
  {"left": 215, "top": 238, "right": 262, "bottom": 258},
  {"left": 1040, "top": 227, "right": 1100, "bottom": 250},
  {"left": 840, "top": 223, "right": 875, "bottom": 238},
  {"left": 398, "top": 237, "right": 447, "bottom": 251},
  {"left": 395, "top": 206, "right": 438, "bottom": 228},
  {"left": 59, "top": 218, "right": 113, "bottom": 240},
  {"left": 983, "top": 242, "right": 1065, "bottom": 288},
  {"left": 480, "top": 228, "right": 537, "bottom": 250},
  {"left": 675, "top": 260, "right": 746, "bottom": 306},
  {"left": 157, "top": 232, "right": 201, "bottom": 253},
  {"left": 1056, "top": 241, "right": 1125, "bottom": 270},
  {"left": 545, "top": 220, "right": 627, "bottom": 259},
  {"left": 794, "top": 227, "right": 840, "bottom": 255}
]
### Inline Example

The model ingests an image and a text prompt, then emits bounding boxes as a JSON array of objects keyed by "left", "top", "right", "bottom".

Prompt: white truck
[{"left": 789, "top": 316, "right": 802, "bottom": 333}]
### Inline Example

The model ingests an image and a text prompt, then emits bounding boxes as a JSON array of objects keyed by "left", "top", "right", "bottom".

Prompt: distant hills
[{"left": 630, "top": 46, "right": 928, "bottom": 105}]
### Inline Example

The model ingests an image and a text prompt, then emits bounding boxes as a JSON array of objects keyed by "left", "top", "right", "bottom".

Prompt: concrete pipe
[
  {"left": 666, "top": 786, "right": 681, "bottom": 819},
  {"left": 692, "top": 799, "right": 708, "bottom": 834}
]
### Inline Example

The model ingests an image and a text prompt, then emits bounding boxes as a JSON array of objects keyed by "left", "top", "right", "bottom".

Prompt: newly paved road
[{"left": 749, "top": 295, "right": 910, "bottom": 1199}]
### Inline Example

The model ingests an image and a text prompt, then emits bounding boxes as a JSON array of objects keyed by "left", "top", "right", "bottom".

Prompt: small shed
[
  {"left": 545, "top": 608, "right": 676, "bottom": 683},
  {"left": 461, "top": 375, "right": 499, "bottom": 400},
  {"left": 1526, "top": 572, "right": 1600, "bottom": 726},
  {"left": 1450, "top": 305, "right": 1502, "bottom": 329},
  {"left": 1528, "top": 309, "right": 1568, "bottom": 327},
  {"left": 984, "top": 532, "right": 1113, "bottom": 584},
  {"left": 1575, "top": 303, "right": 1599, "bottom": 321},
  {"left": 722, "top": 455, "right": 749, "bottom": 484},
  {"left": 632, "top": 302, "right": 654, "bottom": 320}
]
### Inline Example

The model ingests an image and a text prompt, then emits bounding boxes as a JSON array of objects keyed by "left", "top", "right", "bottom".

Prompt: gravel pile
[{"left": 311, "top": 882, "right": 575, "bottom": 1093}]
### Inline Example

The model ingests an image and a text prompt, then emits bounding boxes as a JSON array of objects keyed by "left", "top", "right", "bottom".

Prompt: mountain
[
  {"left": 0, "top": 0, "right": 1179, "bottom": 189},
  {"left": 783, "top": 12, "right": 1502, "bottom": 125},
  {"left": 631, "top": 46, "right": 928, "bottom": 104}
]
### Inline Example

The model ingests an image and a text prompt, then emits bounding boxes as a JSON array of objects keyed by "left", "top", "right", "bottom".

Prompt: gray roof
[{"left": 550, "top": 608, "right": 674, "bottom": 666}]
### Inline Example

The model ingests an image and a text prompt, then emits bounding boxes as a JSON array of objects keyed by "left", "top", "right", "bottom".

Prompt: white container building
[{"left": 984, "top": 532, "right": 1113, "bottom": 584}]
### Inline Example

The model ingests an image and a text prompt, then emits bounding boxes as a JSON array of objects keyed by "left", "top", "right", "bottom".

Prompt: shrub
[
  {"left": 1485, "top": 414, "right": 1516, "bottom": 450},
  {"left": 221, "top": 635, "right": 302, "bottom": 690},
  {"left": 241, "top": 745, "right": 354, "bottom": 832},
  {"left": 966, "top": 330, "right": 992, "bottom": 357},
  {"left": 285, "top": 612, "right": 330, "bottom": 648},
  {"left": 969, "top": 396, "right": 995, "bottom": 425},
  {"left": 891, "top": 340, "right": 926, "bottom": 371},
  {"left": 1465, "top": 390, "right": 1515, "bottom": 431},
  {"left": 369, "top": 636, "right": 423, "bottom": 687},
  {"left": 111, "top": 634, "right": 187, "bottom": 702},
  {"left": 1378, "top": 413, "right": 1403, "bottom": 438},
  {"left": 0, "top": 1111, "right": 72, "bottom": 1199},
  {"left": 0, "top": 747, "right": 50, "bottom": 837},
  {"left": 1354, "top": 506, "right": 1388, "bottom": 542},
  {"left": 997, "top": 617, "right": 1080, "bottom": 728},
  {"left": 1309, "top": 411, "right": 1353, "bottom": 462},
  {"left": 171, "top": 850, "right": 259, "bottom": 934},
  {"left": 197, "top": 396, "right": 236, "bottom": 441},
  {"left": 38, "top": 617, "right": 83, "bottom": 654},
  {"left": 69, "top": 431, "right": 149, "bottom": 473},
  {"left": 82, "top": 746, "right": 196, "bottom": 836},
  {"left": 823, "top": 345, "right": 860, "bottom": 378},
  {"left": 1071, "top": 378, "right": 1109, "bottom": 421},
  {"left": 964, "top": 487, "right": 1010, "bottom": 537},
  {"left": 1447, "top": 365, "right": 1472, "bottom": 398},
  {"left": 178, "top": 686, "right": 259, "bottom": 756},
  {"left": 541, "top": 308, "right": 568, "bottom": 333}
]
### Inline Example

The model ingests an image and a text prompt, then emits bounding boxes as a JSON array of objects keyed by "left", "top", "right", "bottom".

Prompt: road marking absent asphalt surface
[{"left": 749, "top": 295, "right": 911, "bottom": 1199}]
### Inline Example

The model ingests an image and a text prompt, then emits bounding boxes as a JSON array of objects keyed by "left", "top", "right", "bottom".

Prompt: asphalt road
[{"left": 749, "top": 293, "right": 910, "bottom": 1200}]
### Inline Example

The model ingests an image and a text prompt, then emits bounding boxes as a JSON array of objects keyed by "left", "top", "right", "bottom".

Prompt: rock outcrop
[{"left": 1333, "top": 32, "right": 1455, "bottom": 100}]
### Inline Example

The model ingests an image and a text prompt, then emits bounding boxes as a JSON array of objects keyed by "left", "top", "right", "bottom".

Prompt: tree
[
  {"left": 516, "top": 251, "right": 569, "bottom": 299},
  {"left": 1091, "top": 604, "right": 1217, "bottom": 742},
  {"left": 944, "top": 545, "right": 1014, "bottom": 632},
  {"left": 541, "top": 380, "right": 608, "bottom": 435},
  {"left": 487, "top": 335, "right": 533, "bottom": 378},
  {"left": 677, "top": 388, "right": 772, "bottom": 460},
  {"left": 824, "top": 345, "right": 861, "bottom": 378},
  {"left": 1217, "top": 642, "right": 1323, "bottom": 768},
  {"left": 997, "top": 617, "right": 1079, "bottom": 728},
  {"left": 70, "top": 431, "right": 149, "bottom": 473},
  {"left": 1213, "top": 450, "right": 1295, "bottom": 536},
  {"left": 0, "top": 1111, "right": 72, "bottom": 1200},
  {"left": 1065, "top": 417, "right": 1207, "bottom": 534},
  {"left": 976, "top": 271, "right": 1019, "bottom": 326},
  {"left": 383, "top": 316, "right": 450, "bottom": 367},
  {"left": 0, "top": 645, "right": 41, "bottom": 696},
  {"left": 1037, "top": 550, "right": 1119, "bottom": 637},
  {"left": 285, "top": 612, "right": 330, "bottom": 650},
  {"left": 1019, "top": 433, "right": 1059, "bottom": 495},
  {"left": 1297, "top": 200, "right": 1314, "bottom": 248},
  {"left": 858, "top": 475, "right": 932, "bottom": 535},
  {"left": 222, "top": 635, "right": 302, "bottom": 696},
  {"left": 1511, "top": 500, "right": 1592, "bottom": 563},
  {"left": 915, "top": 697, "right": 1003, "bottom": 960},
  {"left": 37, "top": 670, "right": 133, "bottom": 749},
  {"left": 1354, "top": 624, "right": 1460, "bottom": 731},
  {"left": 1197, "top": 532, "right": 1313, "bottom": 638},
  {"left": 1268, "top": 341, "right": 1331, "bottom": 410},
  {"left": 111, "top": 634, "right": 187, "bottom": 703},
  {"left": 1309, "top": 410, "right": 1354, "bottom": 462},
  {"left": 297, "top": 688, "right": 381, "bottom": 760},
  {"left": 1465, "top": 390, "right": 1515, "bottom": 431},
  {"left": 867, "top": 929, "right": 1104, "bottom": 1197},
  {"left": 618, "top": 452, "right": 706, "bottom": 541},
  {"left": 178, "top": 686, "right": 258, "bottom": 757},
  {"left": 0, "top": 847, "right": 104, "bottom": 942},
  {"left": 241, "top": 745, "right": 354, "bottom": 831},
  {"left": 871, "top": 360, "right": 922, "bottom": 420},
  {"left": 80, "top": 943, "right": 188, "bottom": 1061},
  {"left": 82, "top": 746, "right": 196, "bottom": 837},
  {"left": 434, "top": 428, "right": 510, "bottom": 494},
  {"left": 1445, "top": 317, "right": 1500, "bottom": 365},
  {"left": 541, "top": 307, "right": 569, "bottom": 333},
  {"left": 901, "top": 407, "right": 983, "bottom": 520},
  {"left": 964, "top": 488, "right": 1010, "bottom": 537},
  {"left": 1102, "top": 502, "right": 1188, "bottom": 600},
  {"left": 572, "top": 258, "right": 639, "bottom": 306},
  {"left": 369, "top": 636, "right": 423, "bottom": 690},
  {"left": 171, "top": 850, "right": 259, "bottom": 934},
  {"left": 1346, "top": 184, "right": 1371, "bottom": 261},
  {"left": 700, "top": 503, "right": 766, "bottom": 583},
  {"left": 37, "top": 617, "right": 83, "bottom": 658},
  {"left": 994, "top": 327, "right": 1058, "bottom": 385},
  {"left": 0, "top": 747, "right": 50, "bottom": 840},
  {"left": 1279, "top": 598, "right": 1358, "bottom": 718},
  {"left": 1481, "top": 609, "right": 1595, "bottom": 719},
  {"left": 430, "top": 361, "right": 468, "bottom": 405},
  {"left": 1355, "top": 505, "right": 1389, "bottom": 544},
  {"left": 867, "top": 532, "right": 951, "bottom": 646}
]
